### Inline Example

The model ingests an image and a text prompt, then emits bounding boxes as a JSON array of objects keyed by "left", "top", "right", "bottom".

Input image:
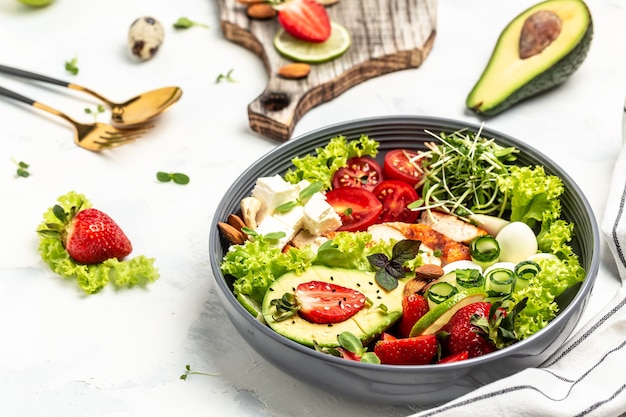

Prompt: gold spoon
[{"left": 0, "top": 63, "right": 182, "bottom": 128}]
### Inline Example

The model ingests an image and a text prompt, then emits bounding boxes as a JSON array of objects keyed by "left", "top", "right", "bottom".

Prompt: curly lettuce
[
  {"left": 498, "top": 165, "right": 564, "bottom": 228},
  {"left": 284, "top": 134, "right": 379, "bottom": 189},
  {"left": 313, "top": 231, "right": 396, "bottom": 271},
  {"left": 511, "top": 255, "right": 585, "bottom": 339},
  {"left": 221, "top": 238, "right": 314, "bottom": 305},
  {"left": 37, "top": 191, "right": 159, "bottom": 294}
]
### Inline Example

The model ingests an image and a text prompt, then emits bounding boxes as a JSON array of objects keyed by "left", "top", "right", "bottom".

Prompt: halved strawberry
[
  {"left": 295, "top": 281, "right": 367, "bottom": 324},
  {"left": 437, "top": 351, "right": 469, "bottom": 364},
  {"left": 272, "top": 0, "right": 331, "bottom": 43},
  {"left": 440, "top": 302, "right": 498, "bottom": 358},
  {"left": 397, "top": 293, "right": 429, "bottom": 338},
  {"left": 39, "top": 204, "right": 132, "bottom": 264},
  {"left": 374, "top": 334, "right": 438, "bottom": 365}
]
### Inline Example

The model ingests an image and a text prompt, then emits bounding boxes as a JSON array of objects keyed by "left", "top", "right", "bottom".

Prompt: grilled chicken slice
[
  {"left": 418, "top": 211, "right": 488, "bottom": 244},
  {"left": 381, "top": 222, "right": 471, "bottom": 266}
]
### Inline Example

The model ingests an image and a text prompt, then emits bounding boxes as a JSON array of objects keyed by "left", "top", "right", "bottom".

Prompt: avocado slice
[
  {"left": 466, "top": 0, "right": 593, "bottom": 116},
  {"left": 262, "top": 265, "right": 405, "bottom": 348}
]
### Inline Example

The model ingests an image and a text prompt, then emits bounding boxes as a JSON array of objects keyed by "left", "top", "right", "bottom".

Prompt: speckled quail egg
[{"left": 128, "top": 17, "right": 165, "bottom": 61}]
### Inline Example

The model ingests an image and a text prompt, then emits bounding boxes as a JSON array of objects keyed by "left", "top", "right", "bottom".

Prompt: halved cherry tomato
[
  {"left": 372, "top": 180, "right": 420, "bottom": 223},
  {"left": 331, "top": 157, "right": 384, "bottom": 191},
  {"left": 383, "top": 149, "right": 424, "bottom": 186},
  {"left": 325, "top": 187, "right": 383, "bottom": 232}
]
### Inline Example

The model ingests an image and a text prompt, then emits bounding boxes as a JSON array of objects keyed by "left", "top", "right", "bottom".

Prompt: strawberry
[
  {"left": 272, "top": 0, "right": 331, "bottom": 43},
  {"left": 40, "top": 204, "right": 132, "bottom": 264},
  {"left": 440, "top": 302, "right": 498, "bottom": 358},
  {"left": 397, "top": 293, "right": 429, "bottom": 338},
  {"left": 374, "top": 334, "right": 438, "bottom": 365},
  {"left": 295, "top": 280, "right": 366, "bottom": 324},
  {"left": 437, "top": 351, "right": 469, "bottom": 364}
]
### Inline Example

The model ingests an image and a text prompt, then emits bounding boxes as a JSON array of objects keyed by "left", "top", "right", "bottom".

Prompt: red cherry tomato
[
  {"left": 372, "top": 180, "right": 420, "bottom": 223},
  {"left": 383, "top": 149, "right": 424, "bottom": 186},
  {"left": 325, "top": 187, "right": 383, "bottom": 232},
  {"left": 331, "top": 157, "right": 384, "bottom": 191}
]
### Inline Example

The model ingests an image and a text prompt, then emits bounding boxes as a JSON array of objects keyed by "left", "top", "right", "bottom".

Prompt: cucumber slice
[{"left": 410, "top": 288, "right": 488, "bottom": 337}]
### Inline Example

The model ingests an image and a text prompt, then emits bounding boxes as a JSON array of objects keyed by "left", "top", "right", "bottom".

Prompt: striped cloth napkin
[{"left": 411, "top": 110, "right": 626, "bottom": 417}]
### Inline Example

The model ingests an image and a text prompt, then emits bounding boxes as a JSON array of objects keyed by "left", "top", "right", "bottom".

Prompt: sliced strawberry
[
  {"left": 273, "top": 0, "right": 331, "bottom": 43},
  {"left": 397, "top": 293, "right": 429, "bottom": 338},
  {"left": 65, "top": 208, "right": 132, "bottom": 264},
  {"left": 440, "top": 302, "right": 497, "bottom": 358},
  {"left": 295, "top": 281, "right": 366, "bottom": 324},
  {"left": 374, "top": 334, "right": 438, "bottom": 365},
  {"left": 438, "top": 351, "right": 469, "bottom": 364}
]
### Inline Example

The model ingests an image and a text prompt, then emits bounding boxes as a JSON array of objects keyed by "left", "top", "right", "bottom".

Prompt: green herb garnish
[
  {"left": 216, "top": 69, "right": 236, "bottom": 83},
  {"left": 12, "top": 158, "right": 30, "bottom": 177},
  {"left": 179, "top": 364, "right": 219, "bottom": 380},
  {"left": 242, "top": 226, "right": 286, "bottom": 244},
  {"left": 156, "top": 171, "right": 190, "bottom": 185},
  {"left": 173, "top": 17, "right": 209, "bottom": 29},
  {"left": 367, "top": 239, "right": 421, "bottom": 291},
  {"left": 84, "top": 104, "right": 105, "bottom": 121},
  {"left": 65, "top": 56, "right": 79, "bottom": 75},
  {"left": 274, "top": 181, "right": 323, "bottom": 213}
]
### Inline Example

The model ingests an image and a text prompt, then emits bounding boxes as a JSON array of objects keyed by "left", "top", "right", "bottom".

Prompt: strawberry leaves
[{"left": 367, "top": 239, "right": 421, "bottom": 291}]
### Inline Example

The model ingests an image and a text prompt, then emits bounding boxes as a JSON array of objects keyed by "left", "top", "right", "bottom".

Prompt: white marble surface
[{"left": 0, "top": 0, "right": 624, "bottom": 416}]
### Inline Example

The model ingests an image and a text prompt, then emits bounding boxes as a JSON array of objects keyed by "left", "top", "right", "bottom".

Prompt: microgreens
[
  {"left": 367, "top": 239, "right": 421, "bottom": 291},
  {"left": 179, "top": 364, "right": 219, "bottom": 380},
  {"left": 315, "top": 332, "right": 380, "bottom": 364},
  {"left": 65, "top": 56, "right": 79, "bottom": 75},
  {"left": 156, "top": 171, "right": 190, "bottom": 185},
  {"left": 173, "top": 17, "right": 209, "bottom": 29},
  {"left": 274, "top": 181, "right": 323, "bottom": 213},
  {"left": 12, "top": 158, "right": 30, "bottom": 178},
  {"left": 216, "top": 69, "right": 236, "bottom": 84},
  {"left": 242, "top": 226, "right": 286, "bottom": 244},
  {"left": 411, "top": 126, "right": 518, "bottom": 218},
  {"left": 84, "top": 104, "right": 105, "bottom": 121}
]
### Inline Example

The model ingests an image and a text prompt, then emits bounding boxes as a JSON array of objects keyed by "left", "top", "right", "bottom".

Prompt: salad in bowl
[{"left": 209, "top": 116, "right": 598, "bottom": 404}]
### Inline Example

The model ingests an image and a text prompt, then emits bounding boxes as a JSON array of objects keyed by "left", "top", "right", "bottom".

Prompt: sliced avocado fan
[{"left": 466, "top": 0, "right": 593, "bottom": 116}]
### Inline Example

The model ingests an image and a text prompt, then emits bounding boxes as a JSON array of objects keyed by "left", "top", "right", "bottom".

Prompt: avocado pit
[{"left": 519, "top": 10, "right": 562, "bottom": 59}]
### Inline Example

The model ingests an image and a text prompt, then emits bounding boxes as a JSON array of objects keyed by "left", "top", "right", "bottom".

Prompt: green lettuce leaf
[
  {"left": 222, "top": 238, "right": 314, "bottom": 304},
  {"left": 284, "top": 134, "right": 379, "bottom": 189},
  {"left": 37, "top": 191, "right": 159, "bottom": 294}
]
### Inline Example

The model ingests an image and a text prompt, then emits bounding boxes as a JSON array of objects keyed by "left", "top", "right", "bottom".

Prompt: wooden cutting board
[{"left": 218, "top": 0, "right": 437, "bottom": 142}]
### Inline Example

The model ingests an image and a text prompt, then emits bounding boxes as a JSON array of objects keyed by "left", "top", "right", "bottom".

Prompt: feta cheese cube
[
  {"left": 253, "top": 215, "right": 296, "bottom": 249},
  {"left": 251, "top": 175, "right": 301, "bottom": 222},
  {"left": 303, "top": 193, "right": 341, "bottom": 235},
  {"left": 273, "top": 204, "right": 305, "bottom": 231}
]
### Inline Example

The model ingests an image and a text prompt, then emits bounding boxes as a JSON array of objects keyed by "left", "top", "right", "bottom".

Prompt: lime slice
[
  {"left": 236, "top": 293, "right": 265, "bottom": 323},
  {"left": 409, "top": 288, "right": 488, "bottom": 337},
  {"left": 273, "top": 21, "right": 351, "bottom": 64}
]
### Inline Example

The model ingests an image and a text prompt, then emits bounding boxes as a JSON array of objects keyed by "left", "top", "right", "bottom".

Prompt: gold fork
[{"left": 0, "top": 85, "right": 152, "bottom": 151}]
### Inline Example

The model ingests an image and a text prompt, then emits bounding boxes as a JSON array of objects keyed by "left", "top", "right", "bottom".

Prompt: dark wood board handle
[{"left": 218, "top": 0, "right": 437, "bottom": 142}]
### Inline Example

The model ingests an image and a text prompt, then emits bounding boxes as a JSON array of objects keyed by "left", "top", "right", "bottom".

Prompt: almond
[
  {"left": 247, "top": 3, "right": 277, "bottom": 20},
  {"left": 415, "top": 264, "right": 445, "bottom": 281},
  {"left": 237, "top": 0, "right": 263, "bottom": 4},
  {"left": 278, "top": 63, "right": 311, "bottom": 80},
  {"left": 227, "top": 214, "right": 246, "bottom": 232},
  {"left": 218, "top": 222, "right": 246, "bottom": 245}
]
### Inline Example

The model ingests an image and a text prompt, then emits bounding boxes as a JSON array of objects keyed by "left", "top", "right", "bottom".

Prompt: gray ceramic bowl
[{"left": 209, "top": 116, "right": 599, "bottom": 406}]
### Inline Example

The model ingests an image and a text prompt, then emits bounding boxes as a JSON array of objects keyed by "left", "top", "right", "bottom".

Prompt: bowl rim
[{"left": 209, "top": 114, "right": 601, "bottom": 372}]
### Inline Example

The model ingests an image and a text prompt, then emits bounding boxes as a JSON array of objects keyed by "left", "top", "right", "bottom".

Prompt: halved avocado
[
  {"left": 466, "top": 0, "right": 593, "bottom": 116},
  {"left": 262, "top": 265, "right": 406, "bottom": 348}
]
